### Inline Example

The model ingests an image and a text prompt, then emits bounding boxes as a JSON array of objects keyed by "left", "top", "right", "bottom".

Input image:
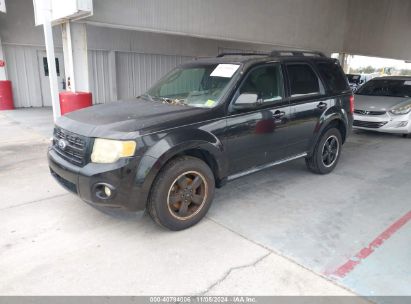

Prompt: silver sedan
[{"left": 353, "top": 76, "right": 411, "bottom": 137}]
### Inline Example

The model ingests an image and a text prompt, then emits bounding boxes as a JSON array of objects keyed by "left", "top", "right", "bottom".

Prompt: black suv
[{"left": 48, "top": 50, "right": 353, "bottom": 230}]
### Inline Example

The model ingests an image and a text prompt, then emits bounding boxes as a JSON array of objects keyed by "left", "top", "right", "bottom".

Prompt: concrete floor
[{"left": 1, "top": 108, "right": 410, "bottom": 299}]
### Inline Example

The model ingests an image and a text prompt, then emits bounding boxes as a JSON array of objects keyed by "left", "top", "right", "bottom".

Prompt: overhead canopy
[{"left": 85, "top": 0, "right": 411, "bottom": 61}]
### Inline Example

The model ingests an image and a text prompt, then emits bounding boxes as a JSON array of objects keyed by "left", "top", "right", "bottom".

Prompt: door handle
[
  {"left": 273, "top": 110, "right": 285, "bottom": 119},
  {"left": 317, "top": 102, "right": 328, "bottom": 110}
]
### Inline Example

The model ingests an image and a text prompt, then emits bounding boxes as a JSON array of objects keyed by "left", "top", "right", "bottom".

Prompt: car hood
[
  {"left": 354, "top": 94, "right": 411, "bottom": 111},
  {"left": 56, "top": 98, "right": 211, "bottom": 139}
]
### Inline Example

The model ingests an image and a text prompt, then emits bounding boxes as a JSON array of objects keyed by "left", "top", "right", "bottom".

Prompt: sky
[{"left": 331, "top": 54, "right": 411, "bottom": 70}]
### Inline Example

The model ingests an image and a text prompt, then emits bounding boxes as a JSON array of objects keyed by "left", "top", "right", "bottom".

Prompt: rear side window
[
  {"left": 286, "top": 64, "right": 323, "bottom": 97},
  {"left": 317, "top": 61, "right": 350, "bottom": 93}
]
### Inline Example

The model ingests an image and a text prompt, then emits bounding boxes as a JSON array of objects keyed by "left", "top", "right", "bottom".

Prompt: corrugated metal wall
[
  {"left": 3, "top": 46, "right": 114, "bottom": 107},
  {"left": 116, "top": 52, "right": 194, "bottom": 99},
  {"left": 3, "top": 45, "right": 43, "bottom": 108},
  {"left": 4, "top": 45, "right": 272, "bottom": 108},
  {"left": 3, "top": 46, "right": 196, "bottom": 107},
  {"left": 88, "top": 50, "right": 112, "bottom": 104}
]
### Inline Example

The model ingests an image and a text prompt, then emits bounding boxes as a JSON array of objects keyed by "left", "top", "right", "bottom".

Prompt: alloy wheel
[
  {"left": 321, "top": 135, "right": 339, "bottom": 168},
  {"left": 167, "top": 171, "right": 208, "bottom": 220}
]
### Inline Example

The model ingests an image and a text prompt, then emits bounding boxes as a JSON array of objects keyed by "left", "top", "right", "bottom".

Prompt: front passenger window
[{"left": 239, "top": 64, "right": 284, "bottom": 103}]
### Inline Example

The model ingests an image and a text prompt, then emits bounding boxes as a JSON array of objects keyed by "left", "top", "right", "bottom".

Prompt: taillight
[{"left": 349, "top": 95, "right": 355, "bottom": 114}]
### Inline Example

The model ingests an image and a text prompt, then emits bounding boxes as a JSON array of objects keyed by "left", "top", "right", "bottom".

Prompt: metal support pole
[
  {"left": 41, "top": 5, "right": 60, "bottom": 121},
  {"left": 61, "top": 22, "right": 76, "bottom": 92},
  {"left": 338, "top": 53, "right": 352, "bottom": 74},
  {"left": 0, "top": 36, "right": 7, "bottom": 81}
]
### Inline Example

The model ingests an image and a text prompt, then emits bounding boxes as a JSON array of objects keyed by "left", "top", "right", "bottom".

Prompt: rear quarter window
[{"left": 317, "top": 61, "right": 350, "bottom": 94}]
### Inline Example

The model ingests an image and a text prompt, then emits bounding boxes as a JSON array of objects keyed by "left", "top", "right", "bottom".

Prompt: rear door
[{"left": 284, "top": 62, "right": 329, "bottom": 155}]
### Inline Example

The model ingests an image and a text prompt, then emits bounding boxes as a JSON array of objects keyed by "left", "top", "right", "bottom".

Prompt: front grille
[
  {"left": 50, "top": 169, "right": 77, "bottom": 194},
  {"left": 53, "top": 127, "right": 89, "bottom": 166},
  {"left": 353, "top": 120, "right": 388, "bottom": 129},
  {"left": 354, "top": 109, "right": 386, "bottom": 116}
]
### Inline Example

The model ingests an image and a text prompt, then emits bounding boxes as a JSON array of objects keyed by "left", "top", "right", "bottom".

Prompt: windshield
[
  {"left": 356, "top": 79, "right": 411, "bottom": 98},
  {"left": 144, "top": 63, "right": 240, "bottom": 108}
]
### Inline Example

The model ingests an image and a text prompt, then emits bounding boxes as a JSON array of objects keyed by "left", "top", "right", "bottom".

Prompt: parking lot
[{"left": 0, "top": 108, "right": 409, "bottom": 298}]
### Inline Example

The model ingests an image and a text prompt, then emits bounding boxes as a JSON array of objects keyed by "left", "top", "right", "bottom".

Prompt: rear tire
[
  {"left": 305, "top": 127, "right": 342, "bottom": 174},
  {"left": 148, "top": 156, "right": 215, "bottom": 231}
]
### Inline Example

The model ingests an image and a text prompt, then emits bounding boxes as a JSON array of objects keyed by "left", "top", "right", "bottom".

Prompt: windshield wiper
[
  {"left": 140, "top": 94, "right": 187, "bottom": 106},
  {"left": 157, "top": 97, "right": 187, "bottom": 106}
]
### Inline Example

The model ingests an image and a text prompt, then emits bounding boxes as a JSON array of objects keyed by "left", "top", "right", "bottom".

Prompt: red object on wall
[
  {"left": 0, "top": 60, "right": 5, "bottom": 67},
  {"left": 59, "top": 91, "right": 92, "bottom": 115},
  {"left": 0, "top": 80, "right": 15, "bottom": 110}
]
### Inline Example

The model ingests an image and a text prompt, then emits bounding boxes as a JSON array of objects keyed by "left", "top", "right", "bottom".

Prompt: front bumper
[
  {"left": 48, "top": 148, "right": 147, "bottom": 211},
  {"left": 353, "top": 112, "right": 411, "bottom": 134}
]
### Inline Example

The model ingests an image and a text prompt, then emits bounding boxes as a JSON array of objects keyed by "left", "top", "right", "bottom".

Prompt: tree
[
  {"left": 399, "top": 69, "right": 411, "bottom": 76},
  {"left": 361, "top": 66, "right": 377, "bottom": 74}
]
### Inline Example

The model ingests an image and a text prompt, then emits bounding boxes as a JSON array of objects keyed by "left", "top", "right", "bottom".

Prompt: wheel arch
[
  {"left": 135, "top": 129, "right": 227, "bottom": 206},
  {"left": 308, "top": 113, "right": 348, "bottom": 156}
]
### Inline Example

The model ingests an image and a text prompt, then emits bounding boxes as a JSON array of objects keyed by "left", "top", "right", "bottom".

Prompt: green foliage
[
  {"left": 350, "top": 66, "right": 376, "bottom": 74},
  {"left": 398, "top": 69, "right": 411, "bottom": 76},
  {"left": 350, "top": 66, "right": 411, "bottom": 76}
]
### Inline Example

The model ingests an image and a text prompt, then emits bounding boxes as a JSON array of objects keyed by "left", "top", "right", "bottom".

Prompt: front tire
[
  {"left": 305, "top": 127, "right": 342, "bottom": 174},
  {"left": 148, "top": 156, "right": 215, "bottom": 231}
]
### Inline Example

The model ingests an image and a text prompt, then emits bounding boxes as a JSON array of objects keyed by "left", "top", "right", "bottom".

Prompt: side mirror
[{"left": 232, "top": 93, "right": 259, "bottom": 110}]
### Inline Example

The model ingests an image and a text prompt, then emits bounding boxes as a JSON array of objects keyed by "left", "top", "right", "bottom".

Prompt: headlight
[
  {"left": 91, "top": 138, "right": 136, "bottom": 163},
  {"left": 390, "top": 104, "right": 411, "bottom": 115}
]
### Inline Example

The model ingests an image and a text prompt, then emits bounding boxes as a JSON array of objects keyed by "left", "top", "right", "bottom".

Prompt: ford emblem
[{"left": 58, "top": 139, "right": 68, "bottom": 150}]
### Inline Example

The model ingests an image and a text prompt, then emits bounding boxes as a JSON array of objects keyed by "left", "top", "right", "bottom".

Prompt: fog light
[
  {"left": 393, "top": 121, "right": 409, "bottom": 128},
  {"left": 94, "top": 183, "right": 116, "bottom": 200},
  {"left": 104, "top": 186, "right": 112, "bottom": 197}
]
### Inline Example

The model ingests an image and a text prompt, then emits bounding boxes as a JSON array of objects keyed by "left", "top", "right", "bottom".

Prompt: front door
[
  {"left": 225, "top": 63, "right": 291, "bottom": 175},
  {"left": 37, "top": 51, "right": 65, "bottom": 107}
]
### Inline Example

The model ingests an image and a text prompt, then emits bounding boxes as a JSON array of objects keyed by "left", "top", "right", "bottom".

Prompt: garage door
[
  {"left": 3, "top": 45, "right": 43, "bottom": 108},
  {"left": 116, "top": 52, "right": 194, "bottom": 100}
]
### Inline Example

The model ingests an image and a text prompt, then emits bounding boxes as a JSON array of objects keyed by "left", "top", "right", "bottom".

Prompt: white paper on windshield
[
  {"left": 210, "top": 64, "right": 240, "bottom": 78},
  {"left": 404, "top": 81, "right": 411, "bottom": 86}
]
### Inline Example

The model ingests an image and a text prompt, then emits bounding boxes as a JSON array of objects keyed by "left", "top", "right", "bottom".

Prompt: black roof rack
[
  {"left": 217, "top": 52, "right": 269, "bottom": 57},
  {"left": 217, "top": 50, "right": 326, "bottom": 58},
  {"left": 270, "top": 50, "right": 326, "bottom": 57}
]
